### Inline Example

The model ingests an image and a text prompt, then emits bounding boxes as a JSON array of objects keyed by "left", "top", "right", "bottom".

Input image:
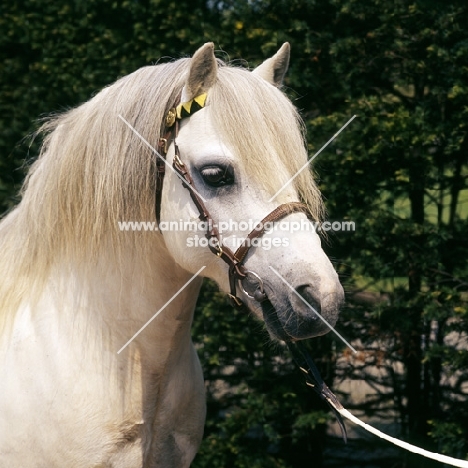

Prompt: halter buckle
[
  {"left": 158, "top": 138, "right": 168, "bottom": 154},
  {"left": 228, "top": 294, "right": 244, "bottom": 308},
  {"left": 173, "top": 153, "right": 184, "bottom": 168}
]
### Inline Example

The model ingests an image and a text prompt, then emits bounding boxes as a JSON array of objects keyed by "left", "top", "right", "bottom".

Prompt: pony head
[{"left": 160, "top": 43, "right": 344, "bottom": 341}]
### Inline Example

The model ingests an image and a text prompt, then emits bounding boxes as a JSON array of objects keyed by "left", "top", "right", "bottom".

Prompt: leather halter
[{"left": 156, "top": 93, "right": 312, "bottom": 308}]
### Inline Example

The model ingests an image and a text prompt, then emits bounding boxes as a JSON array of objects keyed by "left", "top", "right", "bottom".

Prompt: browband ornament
[{"left": 165, "top": 92, "right": 208, "bottom": 128}]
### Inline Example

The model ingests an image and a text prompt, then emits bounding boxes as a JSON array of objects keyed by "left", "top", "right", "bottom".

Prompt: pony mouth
[
  {"left": 259, "top": 293, "right": 336, "bottom": 341},
  {"left": 260, "top": 298, "right": 295, "bottom": 341}
]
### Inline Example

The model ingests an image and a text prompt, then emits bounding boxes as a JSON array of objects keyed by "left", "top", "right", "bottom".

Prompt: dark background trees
[{"left": 1, "top": 0, "right": 467, "bottom": 466}]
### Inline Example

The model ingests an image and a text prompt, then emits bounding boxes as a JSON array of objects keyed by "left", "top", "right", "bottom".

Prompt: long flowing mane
[{"left": 0, "top": 56, "right": 323, "bottom": 327}]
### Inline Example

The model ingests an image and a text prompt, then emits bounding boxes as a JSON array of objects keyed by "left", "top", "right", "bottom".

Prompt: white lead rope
[
  {"left": 288, "top": 341, "right": 468, "bottom": 467},
  {"left": 335, "top": 407, "right": 468, "bottom": 468}
]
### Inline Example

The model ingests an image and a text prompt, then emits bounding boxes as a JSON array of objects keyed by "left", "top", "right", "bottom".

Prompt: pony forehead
[{"left": 204, "top": 67, "right": 309, "bottom": 175}]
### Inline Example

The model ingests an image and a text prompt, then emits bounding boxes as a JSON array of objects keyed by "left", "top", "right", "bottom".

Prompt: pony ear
[
  {"left": 252, "top": 43, "right": 291, "bottom": 87},
  {"left": 182, "top": 42, "right": 218, "bottom": 102}
]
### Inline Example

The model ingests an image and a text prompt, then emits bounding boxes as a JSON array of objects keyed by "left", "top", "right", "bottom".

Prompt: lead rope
[
  {"left": 287, "top": 341, "right": 347, "bottom": 442},
  {"left": 290, "top": 341, "right": 468, "bottom": 467}
]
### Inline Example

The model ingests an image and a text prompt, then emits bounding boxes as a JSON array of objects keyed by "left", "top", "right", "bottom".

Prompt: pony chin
[{"left": 261, "top": 292, "right": 343, "bottom": 342}]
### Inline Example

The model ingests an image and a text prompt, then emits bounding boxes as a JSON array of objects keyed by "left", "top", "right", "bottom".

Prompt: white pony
[{"left": 0, "top": 43, "right": 344, "bottom": 467}]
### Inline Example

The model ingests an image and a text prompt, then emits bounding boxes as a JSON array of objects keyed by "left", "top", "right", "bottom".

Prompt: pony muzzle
[{"left": 282, "top": 286, "right": 342, "bottom": 339}]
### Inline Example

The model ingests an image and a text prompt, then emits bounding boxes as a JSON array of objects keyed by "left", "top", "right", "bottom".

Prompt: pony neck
[{"left": 43, "top": 234, "right": 203, "bottom": 358}]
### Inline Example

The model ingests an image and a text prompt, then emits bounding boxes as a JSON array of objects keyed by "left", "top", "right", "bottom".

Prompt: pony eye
[{"left": 200, "top": 165, "right": 234, "bottom": 188}]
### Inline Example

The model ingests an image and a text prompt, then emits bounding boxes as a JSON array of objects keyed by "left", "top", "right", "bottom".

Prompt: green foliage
[
  {"left": 428, "top": 420, "right": 467, "bottom": 459},
  {"left": 305, "top": 0, "right": 468, "bottom": 461}
]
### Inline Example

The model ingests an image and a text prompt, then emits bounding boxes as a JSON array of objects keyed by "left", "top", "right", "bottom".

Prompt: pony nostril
[{"left": 295, "top": 285, "right": 321, "bottom": 315}]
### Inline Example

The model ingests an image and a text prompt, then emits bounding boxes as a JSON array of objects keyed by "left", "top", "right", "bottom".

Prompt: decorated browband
[{"left": 165, "top": 93, "right": 208, "bottom": 128}]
